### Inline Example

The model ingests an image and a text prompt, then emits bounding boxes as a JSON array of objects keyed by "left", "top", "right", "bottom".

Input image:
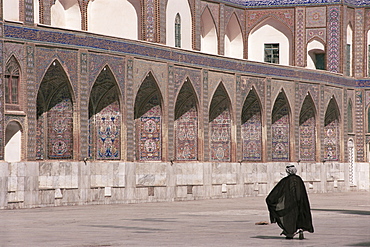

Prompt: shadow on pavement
[
  {"left": 346, "top": 242, "right": 370, "bottom": 246},
  {"left": 312, "top": 208, "right": 370, "bottom": 216}
]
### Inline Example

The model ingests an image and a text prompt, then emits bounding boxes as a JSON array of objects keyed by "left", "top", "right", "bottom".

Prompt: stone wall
[{"left": 0, "top": 161, "right": 368, "bottom": 209}]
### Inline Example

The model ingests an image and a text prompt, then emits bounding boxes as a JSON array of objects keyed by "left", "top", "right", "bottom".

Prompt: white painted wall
[
  {"left": 166, "top": 0, "right": 192, "bottom": 49},
  {"left": 306, "top": 39, "right": 325, "bottom": 69},
  {"left": 51, "top": 0, "right": 81, "bottom": 30},
  {"left": 5, "top": 122, "right": 22, "bottom": 162},
  {"left": 248, "top": 19, "right": 292, "bottom": 65},
  {"left": 88, "top": 0, "right": 138, "bottom": 40},
  {"left": 201, "top": 8, "right": 218, "bottom": 55},
  {"left": 347, "top": 25, "right": 353, "bottom": 76},
  {"left": 34, "top": 0, "right": 40, "bottom": 24},
  {"left": 224, "top": 14, "right": 243, "bottom": 59},
  {"left": 4, "top": 0, "right": 20, "bottom": 21}
]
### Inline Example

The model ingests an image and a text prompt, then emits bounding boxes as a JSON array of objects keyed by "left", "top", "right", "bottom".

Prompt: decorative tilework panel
[
  {"left": 137, "top": 104, "right": 162, "bottom": 161},
  {"left": 96, "top": 101, "right": 120, "bottom": 160},
  {"left": 36, "top": 113, "right": 44, "bottom": 159},
  {"left": 247, "top": 9, "right": 294, "bottom": 32},
  {"left": 175, "top": 107, "right": 198, "bottom": 161},
  {"left": 307, "top": 28, "right": 326, "bottom": 42},
  {"left": 324, "top": 119, "right": 339, "bottom": 160},
  {"left": 327, "top": 6, "right": 340, "bottom": 73},
  {"left": 47, "top": 90, "right": 73, "bottom": 159},
  {"left": 242, "top": 113, "right": 262, "bottom": 161},
  {"left": 210, "top": 108, "right": 231, "bottom": 162},
  {"left": 306, "top": 7, "right": 326, "bottom": 27},
  {"left": 272, "top": 107, "right": 289, "bottom": 161},
  {"left": 296, "top": 8, "right": 305, "bottom": 67},
  {"left": 299, "top": 116, "right": 316, "bottom": 161}
]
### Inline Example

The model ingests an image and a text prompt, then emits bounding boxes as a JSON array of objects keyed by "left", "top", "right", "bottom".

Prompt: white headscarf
[{"left": 286, "top": 165, "right": 297, "bottom": 175}]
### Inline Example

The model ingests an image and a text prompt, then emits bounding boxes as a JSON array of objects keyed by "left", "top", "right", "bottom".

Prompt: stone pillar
[
  {"left": 355, "top": 90, "right": 365, "bottom": 162},
  {"left": 167, "top": 65, "right": 175, "bottom": 161},
  {"left": 23, "top": 0, "right": 34, "bottom": 25},
  {"left": 79, "top": 51, "right": 89, "bottom": 160},
  {"left": 295, "top": 7, "right": 305, "bottom": 67},
  {"left": 193, "top": 0, "right": 201, "bottom": 51},
  {"left": 265, "top": 78, "right": 272, "bottom": 161},
  {"left": 235, "top": 75, "right": 242, "bottom": 162},
  {"left": 354, "top": 9, "right": 365, "bottom": 78},
  {"left": 218, "top": 4, "right": 224, "bottom": 56},
  {"left": 126, "top": 58, "right": 135, "bottom": 161},
  {"left": 79, "top": 0, "right": 88, "bottom": 31},
  {"left": 26, "top": 45, "right": 36, "bottom": 160},
  {"left": 327, "top": 6, "right": 341, "bottom": 73},
  {"left": 202, "top": 70, "right": 209, "bottom": 161}
]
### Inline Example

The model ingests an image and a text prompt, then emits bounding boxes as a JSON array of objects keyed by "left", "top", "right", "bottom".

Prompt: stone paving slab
[{"left": 0, "top": 192, "right": 369, "bottom": 247}]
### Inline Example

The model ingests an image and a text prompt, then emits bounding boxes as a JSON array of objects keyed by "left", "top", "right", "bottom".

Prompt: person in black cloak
[{"left": 266, "top": 165, "right": 314, "bottom": 239}]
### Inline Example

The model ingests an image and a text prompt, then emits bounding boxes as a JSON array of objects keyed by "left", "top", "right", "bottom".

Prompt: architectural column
[
  {"left": 354, "top": 8, "right": 365, "bottom": 78},
  {"left": 327, "top": 6, "right": 341, "bottom": 73},
  {"left": 126, "top": 58, "right": 135, "bottom": 161},
  {"left": 143, "top": 0, "right": 158, "bottom": 42},
  {"left": 218, "top": 3, "right": 225, "bottom": 56},
  {"left": 79, "top": 51, "right": 89, "bottom": 160},
  {"left": 167, "top": 65, "right": 175, "bottom": 161},
  {"left": 294, "top": 81, "right": 300, "bottom": 161},
  {"left": 265, "top": 78, "right": 272, "bottom": 161},
  {"left": 355, "top": 90, "right": 365, "bottom": 162},
  {"left": 0, "top": 19, "right": 3, "bottom": 159},
  {"left": 235, "top": 75, "right": 242, "bottom": 162},
  {"left": 193, "top": 0, "right": 200, "bottom": 51},
  {"left": 78, "top": 0, "right": 88, "bottom": 31},
  {"left": 26, "top": 45, "right": 36, "bottom": 160},
  {"left": 202, "top": 70, "right": 209, "bottom": 161},
  {"left": 319, "top": 84, "right": 325, "bottom": 161},
  {"left": 295, "top": 7, "right": 305, "bottom": 67}
]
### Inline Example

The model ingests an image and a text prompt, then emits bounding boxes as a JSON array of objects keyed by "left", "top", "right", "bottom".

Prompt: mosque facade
[{"left": 0, "top": 0, "right": 370, "bottom": 208}]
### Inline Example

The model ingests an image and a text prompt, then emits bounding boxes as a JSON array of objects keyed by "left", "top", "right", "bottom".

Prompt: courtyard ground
[{"left": 0, "top": 192, "right": 369, "bottom": 247}]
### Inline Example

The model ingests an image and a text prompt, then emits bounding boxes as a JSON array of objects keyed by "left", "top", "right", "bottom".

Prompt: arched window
[
  {"left": 346, "top": 25, "right": 353, "bottom": 76},
  {"left": 307, "top": 39, "right": 326, "bottom": 70},
  {"left": 225, "top": 13, "right": 243, "bottom": 59},
  {"left": 175, "top": 14, "right": 181, "bottom": 48},
  {"left": 299, "top": 93, "right": 316, "bottom": 161},
  {"left": 248, "top": 18, "right": 293, "bottom": 66},
  {"left": 201, "top": 7, "right": 218, "bottom": 55},
  {"left": 5, "top": 56, "right": 20, "bottom": 105},
  {"left": 5, "top": 121, "right": 22, "bottom": 162}
]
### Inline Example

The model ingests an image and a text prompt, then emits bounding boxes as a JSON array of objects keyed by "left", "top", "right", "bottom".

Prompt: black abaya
[{"left": 266, "top": 174, "right": 314, "bottom": 237}]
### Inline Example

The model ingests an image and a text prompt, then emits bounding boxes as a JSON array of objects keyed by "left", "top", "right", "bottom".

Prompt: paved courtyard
[{"left": 0, "top": 192, "right": 369, "bottom": 247}]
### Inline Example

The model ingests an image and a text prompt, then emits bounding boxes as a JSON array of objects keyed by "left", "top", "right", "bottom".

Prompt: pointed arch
[
  {"left": 5, "top": 121, "right": 23, "bottom": 162},
  {"left": 225, "top": 13, "right": 243, "bottom": 59},
  {"left": 166, "top": 0, "right": 192, "bottom": 49},
  {"left": 134, "top": 72, "right": 163, "bottom": 161},
  {"left": 324, "top": 97, "right": 340, "bottom": 161},
  {"left": 51, "top": 0, "right": 81, "bottom": 30},
  {"left": 88, "top": 0, "right": 138, "bottom": 40},
  {"left": 241, "top": 87, "right": 262, "bottom": 161},
  {"left": 271, "top": 89, "right": 291, "bottom": 161},
  {"left": 88, "top": 66, "right": 121, "bottom": 160},
  {"left": 299, "top": 93, "right": 317, "bottom": 161},
  {"left": 307, "top": 38, "right": 326, "bottom": 70},
  {"left": 36, "top": 60, "right": 74, "bottom": 159},
  {"left": 209, "top": 83, "right": 232, "bottom": 162},
  {"left": 248, "top": 17, "right": 293, "bottom": 65},
  {"left": 201, "top": 6, "right": 218, "bottom": 55},
  {"left": 5, "top": 56, "right": 21, "bottom": 106},
  {"left": 174, "top": 78, "right": 199, "bottom": 161}
]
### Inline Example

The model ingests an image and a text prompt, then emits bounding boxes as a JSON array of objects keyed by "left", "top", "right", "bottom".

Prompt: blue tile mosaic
[
  {"left": 220, "top": 0, "right": 369, "bottom": 7},
  {"left": 4, "top": 23, "right": 362, "bottom": 88}
]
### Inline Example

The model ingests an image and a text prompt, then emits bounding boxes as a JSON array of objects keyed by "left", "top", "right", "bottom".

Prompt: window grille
[
  {"left": 264, "top": 44, "right": 279, "bottom": 64},
  {"left": 175, "top": 13, "right": 181, "bottom": 48}
]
